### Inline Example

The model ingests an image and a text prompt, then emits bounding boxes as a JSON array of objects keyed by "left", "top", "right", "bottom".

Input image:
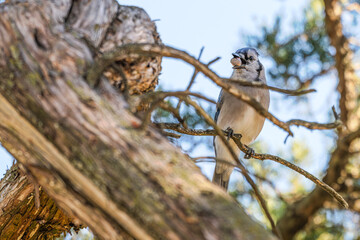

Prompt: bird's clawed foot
[
  {"left": 244, "top": 147, "right": 254, "bottom": 159},
  {"left": 225, "top": 127, "right": 234, "bottom": 141}
]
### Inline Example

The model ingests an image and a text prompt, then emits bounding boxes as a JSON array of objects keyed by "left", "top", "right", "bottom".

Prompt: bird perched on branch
[{"left": 213, "top": 48, "right": 270, "bottom": 190}]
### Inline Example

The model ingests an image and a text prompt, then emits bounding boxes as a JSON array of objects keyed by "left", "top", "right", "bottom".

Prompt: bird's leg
[
  {"left": 225, "top": 127, "right": 234, "bottom": 141},
  {"left": 244, "top": 146, "right": 255, "bottom": 159}
]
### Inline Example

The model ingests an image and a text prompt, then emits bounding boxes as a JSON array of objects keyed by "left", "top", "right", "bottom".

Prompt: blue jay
[{"left": 213, "top": 48, "right": 270, "bottom": 190}]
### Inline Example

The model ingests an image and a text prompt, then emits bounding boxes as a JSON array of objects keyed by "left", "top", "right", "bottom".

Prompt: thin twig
[
  {"left": 158, "top": 123, "right": 349, "bottom": 209},
  {"left": 140, "top": 98, "right": 164, "bottom": 130},
  {"left": 111, "top": 63, "right": 129, "bottom": 100},
  {"left": 139, "top": 91, "right": 216, "bottom": 130},
  {"left": 225, "top": 79, "right": 316, "bottom": 96},
  {"left": 162, "top": 131, "right": 181, "bottom": 138},
  {"left": 207, "top": 57, "right": 221, "bottom": 66},
  {"left": 299, "top": 66, "right": 334, "bottom": 89},
  {"left": 192, "top": 156, "right": 241, "bottom": 168},
  {"left": 186, "top": 56, "right": 221, "bottom": 92},
  {"left": 139, "top": 91, "right": 216, "bottom": 105},
  {"left": 332, "top": 106, "right": 340, "bottom": 121},
  {"left": 286, "top": 119, "right": 342, "bottom": 130},
  {"left": 186, "top": 47, "right": 204, "bottom": 90},
  {"left": 158, "top": 102, "right": 188, "bottom": 129},
  {"left": 176, "top": 52, "right": 220, "bottom": 111},
  {"left": 156, "top": 122, "right": 218, "bottom": 136}
]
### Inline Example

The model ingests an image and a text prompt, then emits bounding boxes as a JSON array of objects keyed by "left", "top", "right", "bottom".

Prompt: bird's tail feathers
[
  {"left": 212, "top": 164, "right": 233, "bottom": 190},
  {"left": 212, "top": 171, "right": 230, "bottom": 190}
]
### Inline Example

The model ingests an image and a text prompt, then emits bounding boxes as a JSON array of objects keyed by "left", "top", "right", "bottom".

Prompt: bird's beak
[{"left": 231, "top": 53, "right": 246, "bottom": 69}]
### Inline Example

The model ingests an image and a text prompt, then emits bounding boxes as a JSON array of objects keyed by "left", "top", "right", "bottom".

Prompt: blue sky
[{"left": 2, "top": 0, "right": 337, "bottom": 194}]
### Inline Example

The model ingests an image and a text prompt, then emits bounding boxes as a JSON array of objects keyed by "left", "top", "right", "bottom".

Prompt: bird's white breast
[{"left": 216, "top": 89, "right": 267, "bottom": 145}]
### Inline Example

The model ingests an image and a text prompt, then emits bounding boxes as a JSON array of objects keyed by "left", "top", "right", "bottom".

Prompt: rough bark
[
  {"left": 1, "top": 0, "right": 161, "bottom": 238},
  {"left": 0, "top": 164, "right": 82, "bottom": 239},
  {"left": 0, "top": 0, "right": 275, "bottom": 239},
  {"left": 276, "top": 0, "right": 360, "bottom": 239}
]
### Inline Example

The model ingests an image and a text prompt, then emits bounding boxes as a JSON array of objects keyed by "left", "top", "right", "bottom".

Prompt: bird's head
[{"left": 230, "top": 47, "right": 265, "bottom": 82}]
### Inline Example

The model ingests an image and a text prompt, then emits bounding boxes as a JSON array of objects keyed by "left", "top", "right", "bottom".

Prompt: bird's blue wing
[{"left": 214, "top": 90, "right": 224, "bottom": 123}]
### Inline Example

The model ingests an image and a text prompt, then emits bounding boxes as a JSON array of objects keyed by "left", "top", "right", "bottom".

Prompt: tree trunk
[
  {"left": 0, "top": 164, "right": 82, "bottom": 239},
  {"left": 0, "top": 0, "right": 275, "bottom": 239}
]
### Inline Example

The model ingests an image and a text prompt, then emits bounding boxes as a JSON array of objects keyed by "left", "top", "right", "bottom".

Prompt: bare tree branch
[
  {"left": 157, "top": 122, "right": 348, "bottom": 209},
  {"left": 225, "top": 79, "right": 316, "bottom": 96},
  {"left": 175, "top": 49, "right": 221, "bottom": 110},
  {"left": 158, "top": 102, "right": 188, "bottom": 129},
  {"left": 299, "top": 66, "right": 335, "bottom": 89},
  {"left": 286, "top": 119, "right": 342, "bottom": 130},
  {"left": 138, "top": 91, "right": 215, "bottom": 129}
]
